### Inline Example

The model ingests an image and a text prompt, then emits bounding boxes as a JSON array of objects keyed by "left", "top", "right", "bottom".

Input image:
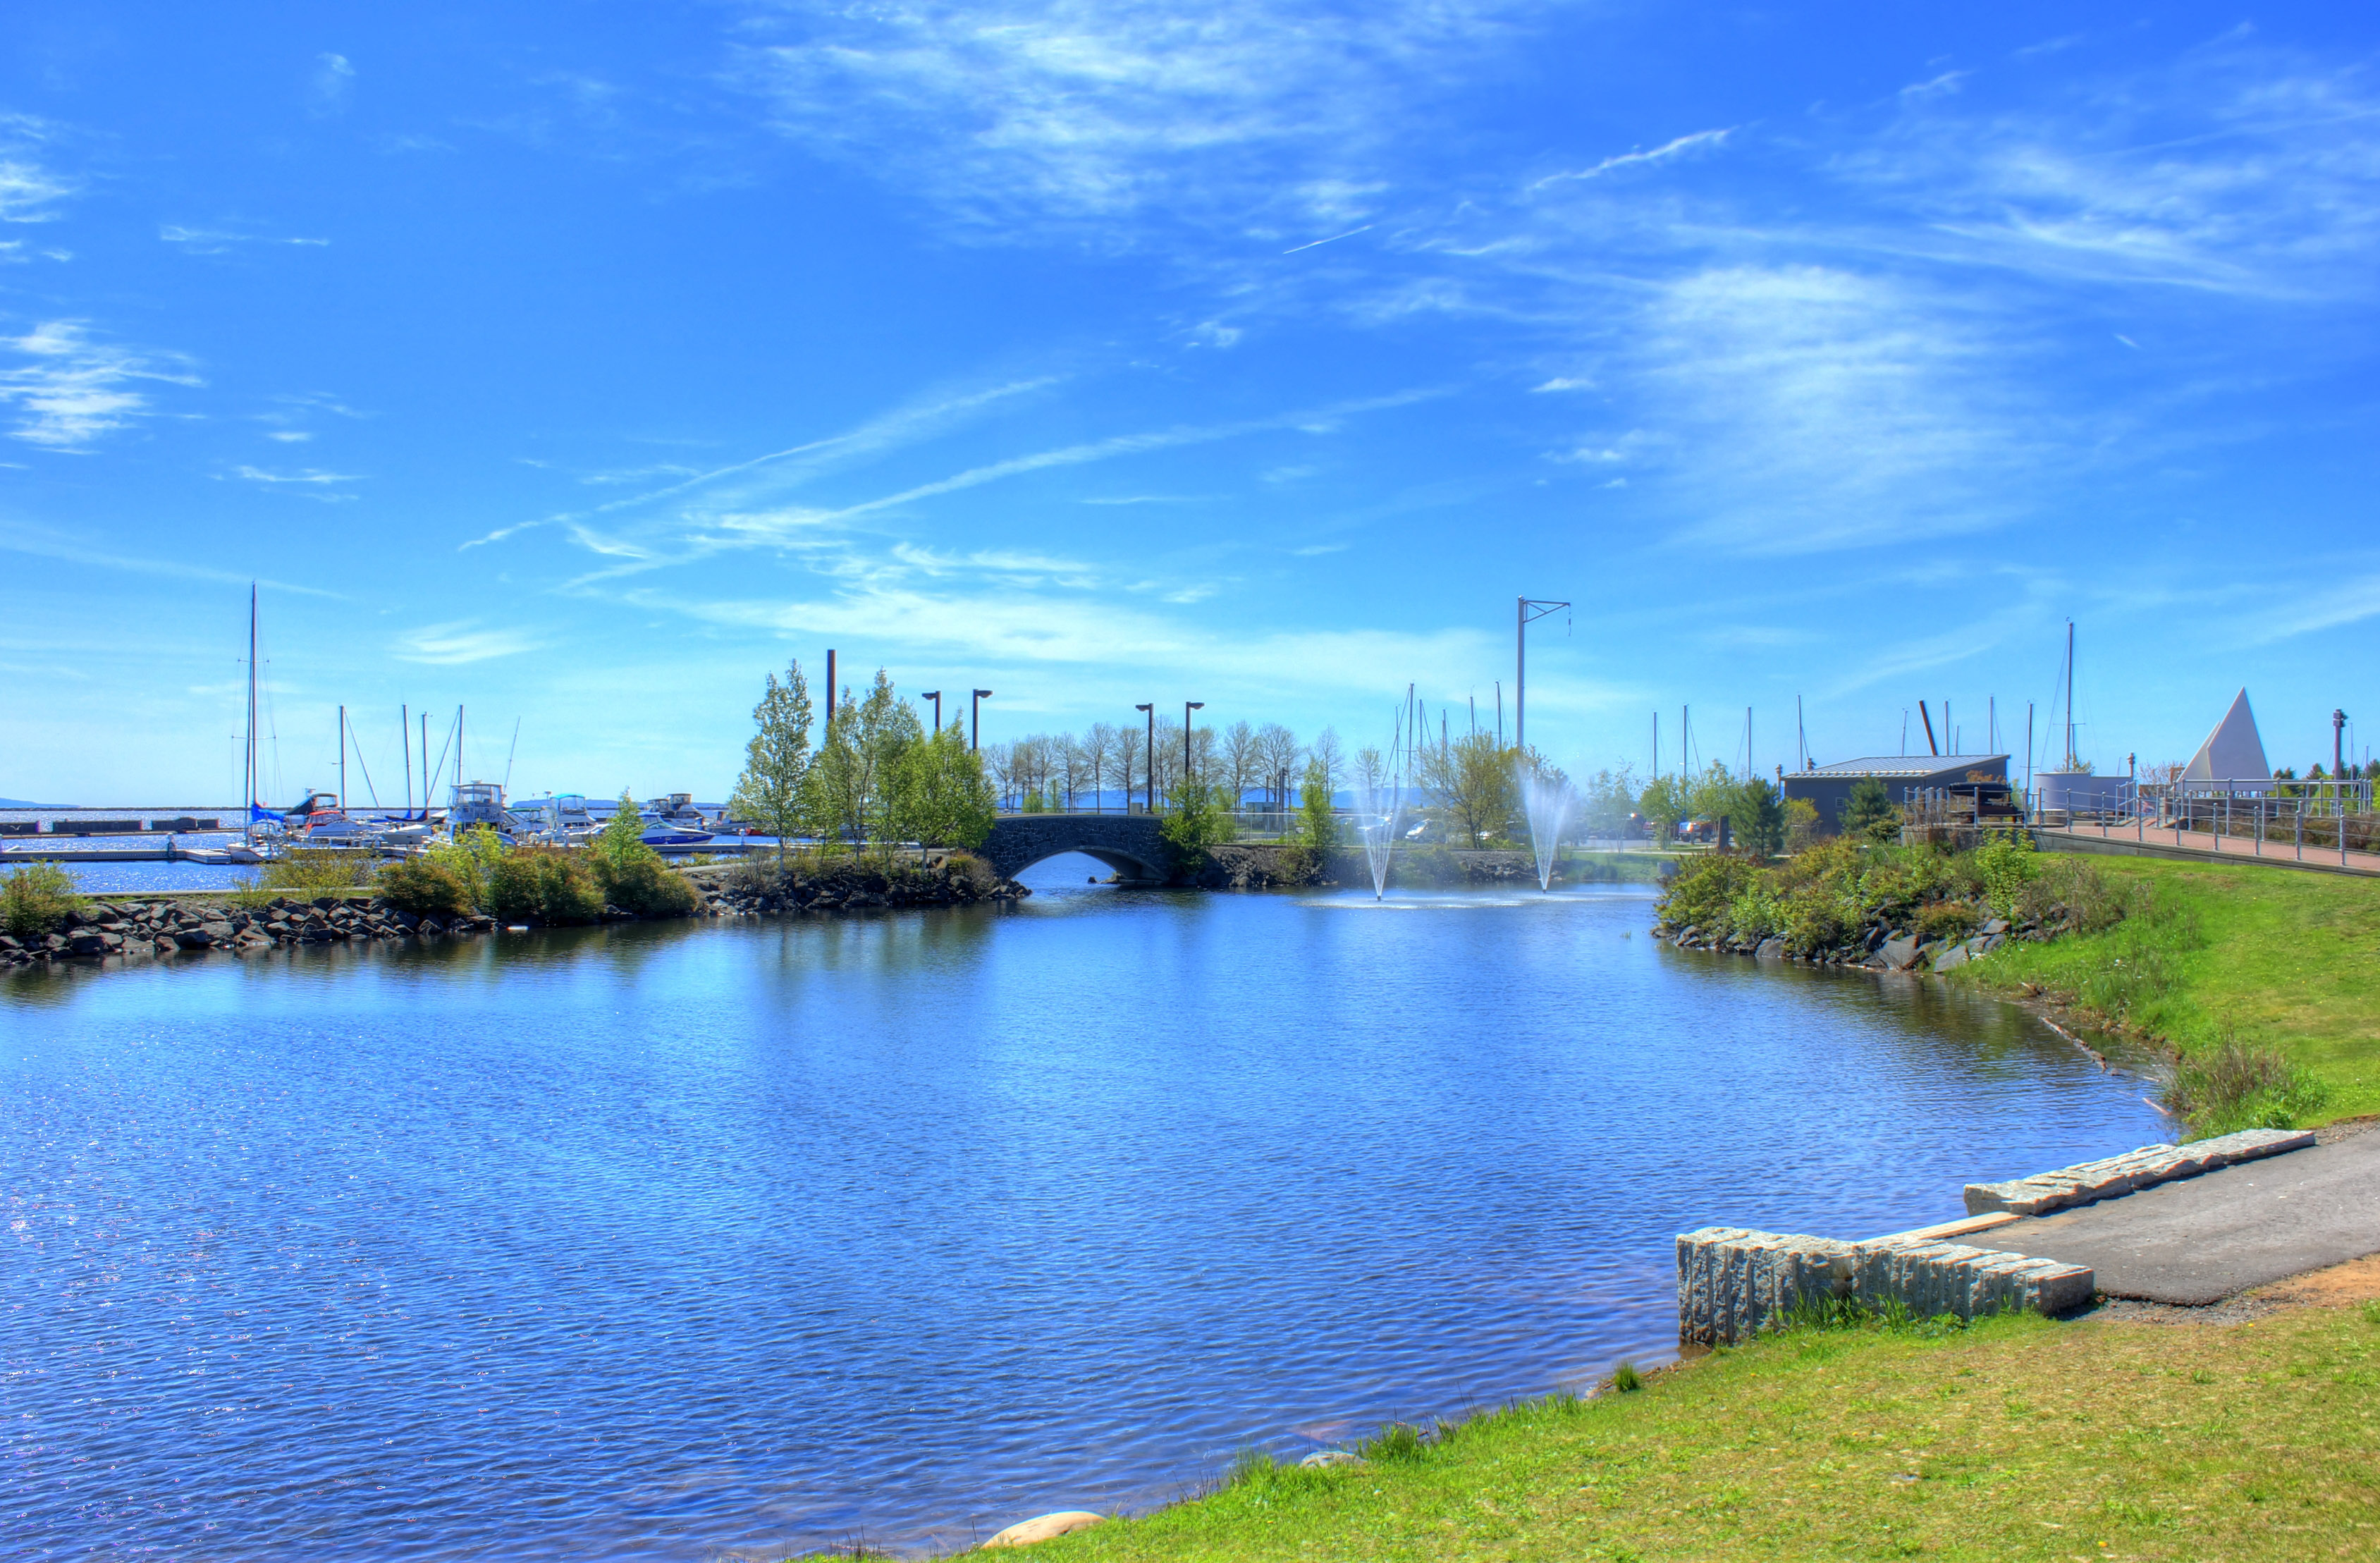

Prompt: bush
[
  {"left": 2165, "top": 1038, "right": 2330, "bottom": 1138},
  {"left": 2, "top": 862, "right": 81, "bottom": 937},
  {"left": 594, "top": 852, "right": 700, "bottom": 918},
  {"left": 1655, "top": 852, "right": 1758, "bottom": 934},
  {"left": 376, "top": 857, "right": 472, "bottom": 919},
  {"left": 1973, "top": 830, "right": 2040, "bottom": 916},
  {"left": 424, "top": 825, "right": 509, "bottom": 912},
  {"left": 942, "top": 851, "right": 1002, "bottom": 897},
  {"left": 487, "top": 847, "right": 605, "bottom": 925},
  {"left": 261, "top": 847, "right": 371, "bottom": 895},
  {"left": 1914, "top": 900, "right": 1982, "bottom": 940}
]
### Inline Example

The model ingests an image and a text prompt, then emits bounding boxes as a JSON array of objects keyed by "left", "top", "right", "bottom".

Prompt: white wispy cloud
[
  {"left": 462, "top": 376, "right": 1058, "bottom": 549},
  {"left": 0, "top": 114, "right": 75, "bottom": 222},
  {"left": 730, "top": 0, "right": 1537, "bottom": 240},
  {"left": 1526, "top": 127, "right": 1734, "bottom": 191},
  {"left": 232, "top": 465, "right": 364, "bottom": 500},
  {"left": 393, "top": 621, "right": 542, "bottom": 665},
  {"left": 0, "top": 520, "right": 341, "bottom": 597},
  {"left": 0, "top": 321, "right": 201, "bottom": 449},
  {"left": 161, "top": 224, "right": 332, "bottom": 254}
]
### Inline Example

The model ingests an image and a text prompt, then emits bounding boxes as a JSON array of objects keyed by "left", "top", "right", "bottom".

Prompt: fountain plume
[{"left": 1516, "top": 761, "right": 1572, "bottom": 892}]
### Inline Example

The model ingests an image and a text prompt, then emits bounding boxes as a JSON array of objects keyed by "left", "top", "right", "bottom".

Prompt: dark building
[{"left": 1784, "top": 754, "right": 2011, "bottom": 835}]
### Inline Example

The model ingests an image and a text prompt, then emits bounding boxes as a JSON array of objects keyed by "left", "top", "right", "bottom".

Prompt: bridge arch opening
[{"left": 1005, "top": 847, "right": 1167, "bottom": 885}]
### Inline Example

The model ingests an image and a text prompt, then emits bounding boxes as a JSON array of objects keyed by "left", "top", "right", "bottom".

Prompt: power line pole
[
  {"left": 1136, "top": 704, "right": 1154, "bottom": 814},
  {"left": 1516, "top": 596, "right": 1569, "bottom": 753}
]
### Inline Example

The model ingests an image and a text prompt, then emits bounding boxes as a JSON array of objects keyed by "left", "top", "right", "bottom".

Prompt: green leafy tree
[
  {"left": 802, "top": 670, "right": 921, "bottom": 854},
  {"left": 890, "top": 721, "right": 998, "bottom": 856},
  {"left": 1840, "top": 776, "right": 1898, "bottom": 842},
  {"left": 427, "top": 823, "right": 509, "bottom": 912},
  {"left": 1420, "top": 731, "right": 1519, "bottom": 847},
  {"left": 1638, "top": 773, "right": 1687, "bottom": 843},
  {"left": 728, "top": 659, "right": 814, "bottom": 866},
  {"left": 1298, "top": 756, "right": 1337, "bottom": 851},
  {"left": 1161, "top": 776, "right": 1233, "bottom": 866},
  {"left": 1729, "top": 776, "right": 1788, "bottom": 857}
]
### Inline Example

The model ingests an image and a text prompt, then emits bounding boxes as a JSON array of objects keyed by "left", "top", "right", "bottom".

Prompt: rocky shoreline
[
  {"left": 2, "top": 861, "right": 1033, "bottom": 972},
  {"left": 1653, "top": 909, "right": 2068, "bottom": 974},
  {"left": 2, "top": 895, "right": 503, "bottom": 966}
]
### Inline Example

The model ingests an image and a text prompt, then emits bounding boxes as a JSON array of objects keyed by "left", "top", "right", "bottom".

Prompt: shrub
[
  {"left": 1655, "top": 852, "right": 1759, "bottom": 933},
  {"left": 2, "top": 862, "right": 81, "bottom": 938},
  {"left": 1973, "top": 830, "right": 2040, "bottom": 916},
  {"left": 2165, "top": 1038, "right": 2330, "bottom": 1138},
  {"left": 259, "top": 847, "right": 370, "bottom": 896},
  {"left": 1726, "top": 880, "right": 1786, "bottom": 940},
  {"left": 1160, "top": 777, "right": 1233, "bottom": 866},
  {"left": 376, "top": 857, "right": 472, "bottom": 919},
  {"left": 2018, "top": 856, "right": 2128, "bottom": 931},
  {"left": 941, "top": 851, "right": 1001, "bottom": 897},
  {"left": 487, "top": 847, "right": 605, "bottom": 925},
  {"left": 424, "top": 825, "right": 509, "bottom": 912},
  {"left": 1914, "top": 900, "right": 1981, "bottom": 940},
  {"left": 1839, "top": 776, "right": 1897, "bottom": 841},
  {"left": 594, "top": 852, "right": 700, "bottom": 918}
]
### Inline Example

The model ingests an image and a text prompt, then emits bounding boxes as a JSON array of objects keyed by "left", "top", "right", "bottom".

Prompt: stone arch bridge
[{"left": 981, "top": 812, "right": 1174, "bottom": 884}]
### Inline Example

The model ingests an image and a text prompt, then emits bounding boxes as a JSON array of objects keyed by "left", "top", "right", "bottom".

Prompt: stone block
[
  {"left": 1932, "top": 944, "right": 1970, "bottom": 972},
  {"left": 1853, "top": 1237, "right": 2094, "bottom": 1320},
  {"left": 1754, "top": 936, "right": 1787, "bottom": 960},
  {"left": 1676, "top": 1227, "right": 1856, "bottom": 1344},
  {"left": 1963, "top": 1128, "right": 2316, "bottom": 1216},
  {"left": 1880, "top": 934, "right": 1920, "bottom": 969}
]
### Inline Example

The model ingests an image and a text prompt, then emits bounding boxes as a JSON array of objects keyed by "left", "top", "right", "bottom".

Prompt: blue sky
[{"left": 4, "top": 4, "right": 2377, "bottom": 804}]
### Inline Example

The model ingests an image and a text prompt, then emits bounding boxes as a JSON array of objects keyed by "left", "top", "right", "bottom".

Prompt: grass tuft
[
  {"left": 1359, "top": 1421, "right": 1427, "bottom": 1464},
  {"left": 1609, "top": 1361, "right": 1643, "bottom": 1393}
]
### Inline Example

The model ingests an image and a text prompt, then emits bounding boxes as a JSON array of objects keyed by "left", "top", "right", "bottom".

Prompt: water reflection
[{"left": 0, "top": 881, "right": 2166, "bottom": 1559}]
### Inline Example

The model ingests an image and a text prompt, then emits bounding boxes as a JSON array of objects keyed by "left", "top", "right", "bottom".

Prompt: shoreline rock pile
[
  {"left": 697, "top": 859, "right": 1030, "bottom": 917},
  {"left": 1, "top": 896, "right": 498, "bottom": 966},
  {"left": 1655, "top": 902, "right": 2078, "bottom": 974}
]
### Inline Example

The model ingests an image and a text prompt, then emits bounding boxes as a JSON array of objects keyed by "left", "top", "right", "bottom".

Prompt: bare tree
[
  {"left": 1308, "top": 725, "right": 1344, "bottom": 804},
  {"left": 1059, "top": 733, "right": 1086, "bottom": 810},
  {"left": 1220, "top": 721, "right": 1259, "bottom": 808},
  {"left": 1084, "top": 722, "right": 1117, "bottom": 812},
  {"left": 1257, "top": 723, "right": 1301, "bottom": 810}
]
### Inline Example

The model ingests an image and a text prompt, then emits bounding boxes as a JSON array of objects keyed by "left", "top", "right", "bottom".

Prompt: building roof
[{"left": 1799, "top": 755, "right": 2010, "bottom": 779}]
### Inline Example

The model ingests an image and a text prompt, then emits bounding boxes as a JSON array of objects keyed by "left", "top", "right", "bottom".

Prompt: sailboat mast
[
  {"left": 402, "top": 704, "right": 411, "bottom": 816},
  {"left": 339, "top": 705, "right": 347, "bottom": 807},
  {"left": 245, "top": 584, "right": 258, "bottom": 841},
  {"left": 2065, "top": 620, "right": 2076, "bottom": 768}
]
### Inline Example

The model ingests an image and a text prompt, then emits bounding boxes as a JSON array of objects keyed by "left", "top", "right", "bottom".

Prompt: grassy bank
[
  {"left": 1958, "top": 856, "right": 2380, "bottom": 1127},
  {"left": 1019, "top": 1289, "right": 2380, "bottom": 1562}
]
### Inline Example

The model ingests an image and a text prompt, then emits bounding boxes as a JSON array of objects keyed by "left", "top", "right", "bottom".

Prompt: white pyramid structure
[{"left": 2182, "top": 688, "right": 2269, "bottom": 781}]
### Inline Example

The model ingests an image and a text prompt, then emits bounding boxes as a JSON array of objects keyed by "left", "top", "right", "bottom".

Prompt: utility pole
[
  {"left": 825, "top": 649, "right": 837, "bottom": 736},
  {"left": 923, "top": 690, "right": 941, "bottom": 733},
  {"left": 1184, "top": 701, "right": 1205, "bottom": 784},
  {"left": 1136, "top": 704, "right": 1154, "bottom": 814},
  {"left": 1516, "top": 596, "right": 1569, "bottom": 754},
  {"left": 971, "top": 689, "right": 993, "bottom": 752},
  {"left": 2334, "top": 709, "right": 2348, "bottom": 780}
]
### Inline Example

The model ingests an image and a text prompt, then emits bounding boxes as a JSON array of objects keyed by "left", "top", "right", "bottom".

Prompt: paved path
[
  {"left": 2038, "top": 822, "right": 2380, "bottom": 878},
  {"left": 2005, "top": 1134, "right": 2380, "bottom": 1305}
]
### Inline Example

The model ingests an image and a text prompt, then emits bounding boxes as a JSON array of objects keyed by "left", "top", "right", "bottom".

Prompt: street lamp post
[
  {"left": 971, "top": 689, "right": 993, "bottom": 752},
  {"left": 1184, "top": 701, "right": 1204, "bottom": 790},
  {"left": 923, "top": 691, "right": 941, "bottom": 734},
  {"left": 1134, "top": 704, "right": 1153, "bottom": 814}
]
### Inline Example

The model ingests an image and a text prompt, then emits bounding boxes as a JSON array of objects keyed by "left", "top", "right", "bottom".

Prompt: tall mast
[
  {"left": 403, "top": 704, "right": 411, "bottom": 816},
  {"left": 2065, "top": 620, "right": 2076, "bottom": 768},
  {"left": 245, "top": 584, "right": 257, "bottom": 835},
  {"left": 339, "top": 705, "right": 347, "bottom": 806}
]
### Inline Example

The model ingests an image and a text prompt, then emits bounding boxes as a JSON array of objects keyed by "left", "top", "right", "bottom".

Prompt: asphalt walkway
[{"left": 2006, "top": 1134, "right": 2380, "bottom": 1306}]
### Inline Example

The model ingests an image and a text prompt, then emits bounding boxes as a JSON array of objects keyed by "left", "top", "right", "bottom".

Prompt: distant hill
[{"left": 0, "top": 797, "right": 42, "bottom": 808}]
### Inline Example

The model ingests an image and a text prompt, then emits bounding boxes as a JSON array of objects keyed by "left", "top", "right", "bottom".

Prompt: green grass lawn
[
  {"left": 1961, "top": 855, "right": 2380, "bottom": 1125},
  {"left": 1021, "top": 1297, "right": 2380, "bottom": 1562}
]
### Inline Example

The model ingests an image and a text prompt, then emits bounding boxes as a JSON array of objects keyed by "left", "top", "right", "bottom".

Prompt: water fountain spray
[{"left": 1516, "top": 759, "right": 1573, "bottom": 892}]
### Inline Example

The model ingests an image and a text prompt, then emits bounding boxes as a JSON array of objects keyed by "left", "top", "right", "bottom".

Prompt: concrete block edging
[{"left": 1676, "top": 1227, "right": 2092, "bottom": 1345}]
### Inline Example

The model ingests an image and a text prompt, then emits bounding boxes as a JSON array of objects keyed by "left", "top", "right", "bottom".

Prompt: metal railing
[{"left": 2036, "top": 777, "right": 2378, "bottom": 864}]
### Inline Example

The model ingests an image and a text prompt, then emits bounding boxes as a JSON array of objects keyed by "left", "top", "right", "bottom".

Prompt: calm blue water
[{"left": 1, "top": 863, "right": 2167, "bottom": 1560}]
